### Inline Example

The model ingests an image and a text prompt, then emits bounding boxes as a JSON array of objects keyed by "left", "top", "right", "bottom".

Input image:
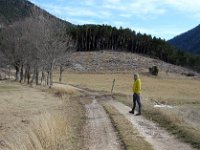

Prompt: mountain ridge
[
  {"left": 168, "top": 24, "right": 200, "bottom": 54},
  {"left": 0, "top": 0, "right": 72, "bottom": 27}
]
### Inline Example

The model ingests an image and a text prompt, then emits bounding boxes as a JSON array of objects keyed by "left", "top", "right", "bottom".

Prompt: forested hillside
[
  {"left": 70, "top": 25, "right": 200, "bottom": 71},
  {"left": 169, "top": 24, "right": 200, "bottom": 54},
  {"left": 0, "top": 0, "right": 200, "bottom": 86},
  {"left": 0, "top": 0, "right": 72, "bottom": 26},
  {"left": 0, "top": 0, "right": 32, "bottom": 24}
]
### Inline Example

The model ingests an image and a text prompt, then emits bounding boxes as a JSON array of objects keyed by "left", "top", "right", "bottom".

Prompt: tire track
[
  {"left": 109, "top": 100, "right": 194, "bottom": 150},
  {"left": 83, "top": 97, "right": 122, "bottom": 150}
]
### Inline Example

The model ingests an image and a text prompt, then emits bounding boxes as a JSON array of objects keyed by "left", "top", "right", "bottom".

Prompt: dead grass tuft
[
  {"left": 43, "top": 85, "right": 78, "bottom": 99},
  {"left": 53, "top": 87, "right": 76, "bottom": 97},
  {"left": 0, "top": 82, "right": 85, "bottom": 150},
  {"left": 102, "top": 102, "right": 153, "bottom": 150},
  {"left": 0, "top": 112, "right": 68, "bottom": 150}
]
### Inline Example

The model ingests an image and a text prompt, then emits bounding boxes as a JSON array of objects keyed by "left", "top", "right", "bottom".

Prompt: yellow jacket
[{"left": 132, "top": 79, "right": 141, "bottom": 94}]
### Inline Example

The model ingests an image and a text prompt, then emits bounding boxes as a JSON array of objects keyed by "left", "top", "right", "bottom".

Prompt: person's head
[{"left": 134, "top": 73, "right": 139, "bottom": 81}]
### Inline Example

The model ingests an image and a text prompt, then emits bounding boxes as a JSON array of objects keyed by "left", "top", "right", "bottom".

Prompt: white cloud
[
  {"left": 42, "top": 0, "right": 200, "bottom": 23},
  {"left": 67, "top": 18, "right": 99, "bottom": 25},
  {"left": 102, "top": 0, "right": 200, "bottom": 18},
  {"left": 42, "top": 3, "right": 113, "bottom": 20},
  {"left": 31, "top": 0, "right": 199, "bottom": 39},
  {"left": 119, "top": 14, "right": 132, "bottom": 18},
  {"left": 162, "top": 0, "right": 200, "bottom": 18},
  {"left": 164, "top": 0, "right": 200, "bottom": 11},
  {"left": 99, "top": 11, "right": 112, "bottom": 17},
  {"left": 81, "top": 0, "right": 96, "bottom": 6},
  {"left": 42, "top": 5, "right": 94, "bottom": 17},
  {"left": 106, "top": 0, "right": 122, "bottom": 4},
  {"left": 29, "top": 0, "right": 37, "bottom": 4},
  {"left": 131, "top": 25, "right": 190, "bottom": 40},
  {"left": 103, "top": 0, "right": 166, "bottom": 19}
]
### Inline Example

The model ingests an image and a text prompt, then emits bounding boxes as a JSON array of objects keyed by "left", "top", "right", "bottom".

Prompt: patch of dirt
[
  {"left": 109, "top": 100, "right": 194, "bottom": 150},
  {"left": 66, "top": 51, "right": 198, "bottom": 76},
  {"left": 83, "top": 97, "right": 122, "bottom": 150}
]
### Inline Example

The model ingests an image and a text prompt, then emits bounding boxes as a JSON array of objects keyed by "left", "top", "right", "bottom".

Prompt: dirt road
[
  {"left": 53, "top": 83, "right": 195, "bottom": 150},
  {"left": 109, "top": 100, "right": 194, "bottom": 150},
  {"left": 83, "top": 97, "right": 122, "bottom": 150},
  {"left": 54, "top": 83, "right": 123, "bottom": 149}
]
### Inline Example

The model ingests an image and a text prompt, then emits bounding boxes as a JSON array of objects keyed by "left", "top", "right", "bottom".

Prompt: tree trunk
[
  {"left": 15, "top": 65, "right": 20, "bottom": 81},
  {"left": 27, "top": 66, "right": 30, "bottom": 84},
  {"left": 41, "top": 69, "right": 45, "bottom": 86},
  {"left": 20, "top": 64, "right": 24, "bottom": 83},
  {"left": 50, "top": 63, "right": 54, "bottom": 87},
  {"left": 47, "top": 71, "right": 50, "bottom": 86},
  {"left": 4, "top": 69, "right": 7, "bottom": 79},
  {"left": 35, "top": 68, "right": 39, "bottom": 85},
  {"left": 24, "top": 65, "right": 28, "bottom": 83},
  {"left": 9, "top": 66, "right": 11, "bottom": 79},
  {"left": 59, "top": 66, "right": 64, "bottom": 83},
  {"left": 30, "top": 68, "right": 35, "bottom": 84},
  {"left": 35, "top": 70, "right": 39, "bottom": 85}
]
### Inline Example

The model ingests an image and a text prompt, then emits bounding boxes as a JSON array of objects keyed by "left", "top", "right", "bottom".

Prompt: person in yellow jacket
[{"left": 129, "top": 73, "right": 142, "bottom": 115}]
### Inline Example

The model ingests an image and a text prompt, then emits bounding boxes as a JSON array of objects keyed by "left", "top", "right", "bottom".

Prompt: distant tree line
[{"left": 70, "top": 24, "right": 200, "bottom": 72}]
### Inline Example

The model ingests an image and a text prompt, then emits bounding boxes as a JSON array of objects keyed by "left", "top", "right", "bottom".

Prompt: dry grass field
[
  {"left": 54, "top": 72, "right": 200, "bottom": 148},
  {"left": 54, "top": 72, "right": 200, "bottom": 104},
  {"left": 0, "top": 71, "right": 199, "bottom": 149},
  {"left": 0, "top": 81, "right": 85, "bottom": 150}
]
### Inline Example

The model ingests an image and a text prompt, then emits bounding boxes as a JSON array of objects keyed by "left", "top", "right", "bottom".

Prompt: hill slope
[
  {"left": 66, "top": 51, "right": 199, "bottom": 76},
  {"left": 0, "top": 0, "right": 71, "bottom": 27},
  {"left": 0, "top": 0, "right": 32, "bottom": 25},
  {"left": 168, "top": 24, "right": 200, "bottom": 54}
]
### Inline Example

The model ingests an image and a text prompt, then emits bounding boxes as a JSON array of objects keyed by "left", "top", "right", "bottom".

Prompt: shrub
[{"left": 149, "top": 66, "right": 159, "bottom": 76}]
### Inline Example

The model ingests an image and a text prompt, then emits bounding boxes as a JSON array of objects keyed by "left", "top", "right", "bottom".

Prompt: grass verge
[
  {"left": 113, "top": 93, "right": 200, "bottom": 149},
  {"left": 48, "top": 87, "right": 86, "bottom": 150},
  {"left": 101, "top": 101, "right": 153, "bottom": 150},
  {"left": 0, "top": 83, "right": 86, "bottom": 150}
]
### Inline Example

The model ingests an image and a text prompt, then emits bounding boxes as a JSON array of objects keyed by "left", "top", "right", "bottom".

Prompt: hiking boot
[
  {"left": 135, "top": 113, "right": 141, "bottom": 116},
  {"left": 129, "top": 110, "right": 134, "bottom": 114}
]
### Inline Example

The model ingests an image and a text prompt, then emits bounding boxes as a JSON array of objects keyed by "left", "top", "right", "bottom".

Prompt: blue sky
[{"left": 30, "top": 0, "right": 200, "bottom": 40}]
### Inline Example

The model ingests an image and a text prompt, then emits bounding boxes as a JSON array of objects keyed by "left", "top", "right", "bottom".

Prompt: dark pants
[{"left": 132, "top": 93, "right": 142, "bottom": 114}]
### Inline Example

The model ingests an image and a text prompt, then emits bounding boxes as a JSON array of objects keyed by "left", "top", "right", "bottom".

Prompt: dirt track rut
[
  {"left": 109, "top": 100, "right": 194, "bottom": 150},
  {"left": 83, "top": 97, "right": 122, "bottom": 150}
]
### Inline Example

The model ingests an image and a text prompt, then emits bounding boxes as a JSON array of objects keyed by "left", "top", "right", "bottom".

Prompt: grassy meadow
[
  {"left": 54, "top": 72, "right": 200, "bottom": 104},
  {"left": 54, "top": 71, "right": 200, "bottom": 148}
]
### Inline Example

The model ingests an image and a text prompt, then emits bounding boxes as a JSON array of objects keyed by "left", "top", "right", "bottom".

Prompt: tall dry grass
[
  {"left": 0, "top": 81, "right": 84, "bottom": 150},
  {"left": 0, "top": 112, "right": 68, "bottom": 150}
]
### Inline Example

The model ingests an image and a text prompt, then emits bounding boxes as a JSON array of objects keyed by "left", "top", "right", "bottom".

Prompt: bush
[{"left": 149, "top": 66, "right": 159, "bottom": 76}]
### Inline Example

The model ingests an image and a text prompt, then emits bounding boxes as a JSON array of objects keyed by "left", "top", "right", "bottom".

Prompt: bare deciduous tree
[{"left": 0, "top": 9, "right": 76, "bottom": 86}]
